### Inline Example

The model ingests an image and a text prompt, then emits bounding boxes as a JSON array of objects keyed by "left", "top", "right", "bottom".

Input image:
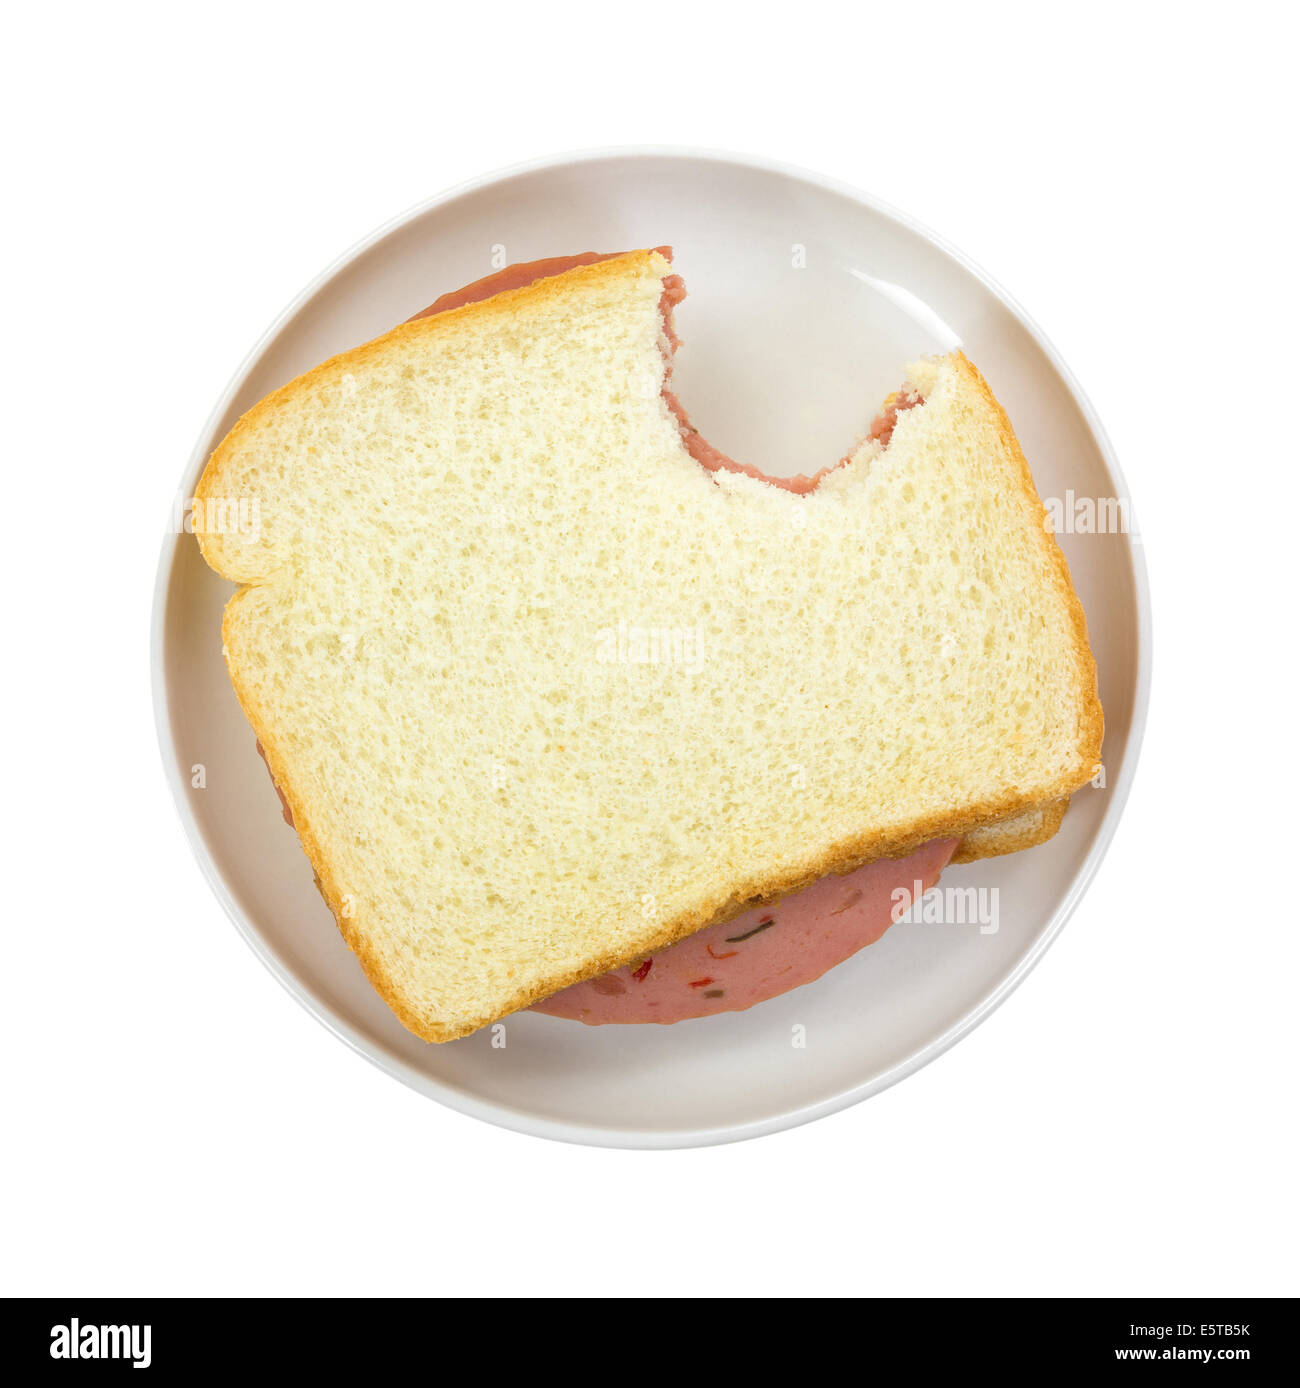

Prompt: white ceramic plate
[{"left": 152, "top": 148, "right": 1150, "bottom": 1148}]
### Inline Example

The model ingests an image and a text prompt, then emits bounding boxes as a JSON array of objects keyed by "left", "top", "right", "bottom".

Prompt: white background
[{"left": 5, "top": 2, "right": 1296, "bottom": 1297}]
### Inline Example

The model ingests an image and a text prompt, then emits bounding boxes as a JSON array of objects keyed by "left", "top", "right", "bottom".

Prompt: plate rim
[{"left": 150, "top": 144, "right": 1153, "bottom": 1149}]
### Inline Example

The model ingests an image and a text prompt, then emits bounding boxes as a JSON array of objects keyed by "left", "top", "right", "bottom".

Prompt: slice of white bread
[{"left": 196, "top": 250, "right": 1102, "bottom": 1041}]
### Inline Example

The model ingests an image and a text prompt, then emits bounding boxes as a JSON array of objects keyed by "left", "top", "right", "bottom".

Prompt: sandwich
[{"left": 194, "top": 248, "right": 1102, "bottom": 1041}]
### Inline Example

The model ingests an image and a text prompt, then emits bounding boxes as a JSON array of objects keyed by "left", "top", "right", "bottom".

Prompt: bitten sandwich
[{"left": 194, "top": 248, "right": 1102, "bottom": 1040}]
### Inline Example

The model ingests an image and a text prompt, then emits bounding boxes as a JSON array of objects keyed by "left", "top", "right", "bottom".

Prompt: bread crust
[
  {"left": 951, "top": 798, "right": 1070, "bottom": 865},
  {"left": 951, "top": 350, "right": 1105, "bottom": 781},
  {"left": 198, "top": 256, "right": 1103, "bottom": 1043}
]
